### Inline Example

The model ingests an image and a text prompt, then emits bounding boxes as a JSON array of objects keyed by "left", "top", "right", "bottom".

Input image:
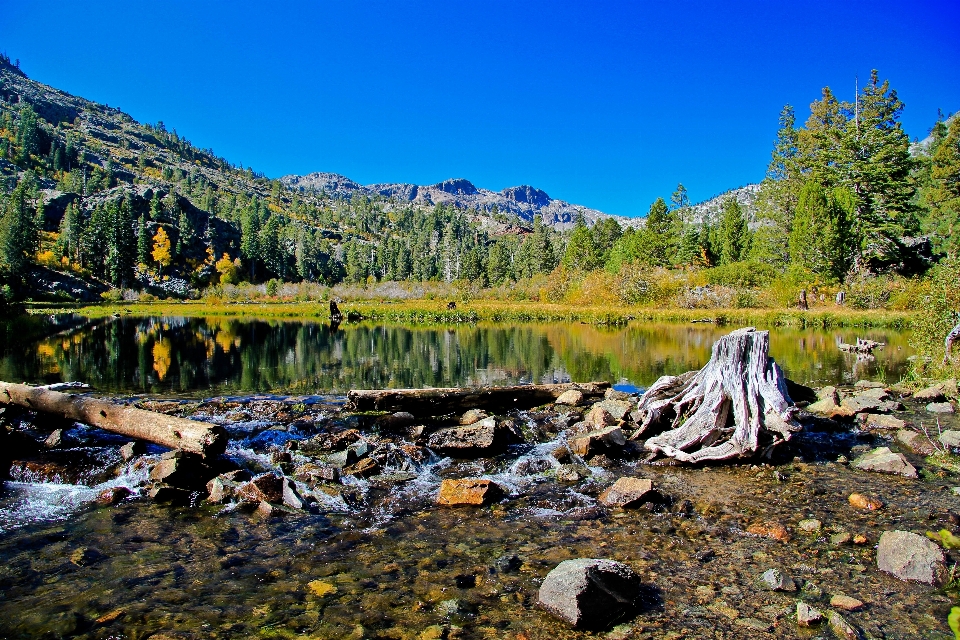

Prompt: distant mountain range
[{"left": 281, "top": 172, "right": 638, "bottom": 230}]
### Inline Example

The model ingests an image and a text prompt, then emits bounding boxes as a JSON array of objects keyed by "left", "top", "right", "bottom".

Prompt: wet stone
[
  {"left": 598, "top": 477, "right": 661, "bottom": 508},
  {"left": 798, "top": 519, "right": 822, "bottom": 533},
  {"left": 436, "top": 478, "right": 505, "bottom": 506},
  {"left": 746, "top": 521, "right": 791, "bottom": 543},
  {"left": 828, "top": 611, "right": 860, "bottom": 640},
  {"left": 569, "top": 426, "right": 626, "bottom": 458},
  {"left": 556, "top": 464, "right": 586, "bottom": 482},
  {"left": 96, "top": 486, "right": 132, "bottom": 506},
  {"left": 877, "top": 530, "right": 946, "bottom": 585},
  {"left": 761, "top": 568, "right": 796, "bottom": 591},
  {"left": 119, "top": 441, "right": 146, "bottom": 461},
  {"left": 848, "top": 492, "right": 883, "bottom": 510},
  {"left": 537, "top": 558, "right": 643, "bottom": 630},
  {"left": 43, "top": 429, "right": 64, "bottom": 448},
  {"left": 427, "top": 418, "right": 510, "bottom": 458},
  {"left": 343, "top": 457, "right": 380, "bottom": 478},
  {"left": 831, "top": 532, "right": 852, "bottom": 546},
  {"left": 830, "top": 594, "right": 864, "bottom": 611},
  {"left": 914, "top": 383, "right": 948, "bottom": 402},
  {"left": 852, "top": 446, "right": 918, "bottom": 478},
  {"left": 459, "top": 408, "right": 489, "bottom": 425},
  {"left": 494, "top": 554, "right": 522, "bottom": 573},
  {"left": 147, "top": 483, "right": 192, "bottom": 505},
  {"left": 895, "top": 429, "right": 938, "bottom": 456},
  {"left": 796, "top": 601, "right": 823, "bottom": 627},
  {"left": 860, "top": 413, "right": 907, "bottom": 430},
  {"left": 236, "top": 473, "right": 284, "bottom": 504},
  {"left": 206, "top": 475, "right": 239, "bottom": 504},
  {"left": 940, "top": 430, "right": 960, "bottom": 449}
]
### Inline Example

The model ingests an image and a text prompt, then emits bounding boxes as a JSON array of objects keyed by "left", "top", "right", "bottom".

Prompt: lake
[{"left": 0, "top": 314, "right": 914, "bottom": 396}]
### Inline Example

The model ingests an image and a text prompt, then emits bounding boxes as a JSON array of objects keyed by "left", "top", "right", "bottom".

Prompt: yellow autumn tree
[
  {"left": 152, "top": 227, "right": 172, "bottom": 271},
  {"left": 215, "top": 252, "right": 241, "bottom": 285}
]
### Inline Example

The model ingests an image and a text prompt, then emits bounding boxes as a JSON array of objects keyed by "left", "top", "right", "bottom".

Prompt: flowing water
[{"left": 3, "top": 315, "right": 955, "bottom": 639}]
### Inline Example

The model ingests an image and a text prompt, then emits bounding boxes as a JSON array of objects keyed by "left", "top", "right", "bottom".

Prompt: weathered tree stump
[
  {"left": 945, "top": 320, "right": 960, "bottom": 366},
  {"left": 632, "top": 327, "right": 801, "bottom": 463}
]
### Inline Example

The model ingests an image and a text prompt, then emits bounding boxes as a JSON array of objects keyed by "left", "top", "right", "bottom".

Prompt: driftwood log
[
  {"left": 631, "top": 327, "right": 801, "bottom": 463},
  {"left": 0, "top": 382, "right": 228, "bottom": 458},
  {"left": 346, "top": 382, "right": 610, "bottom": 415}
]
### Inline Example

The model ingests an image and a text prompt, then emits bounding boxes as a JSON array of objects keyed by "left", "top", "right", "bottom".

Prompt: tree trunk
[
  {"left": 0, "top": 382, "right": 228, "bottom": 458},
  {"left": 631, "top": 327, "right": 801, "bottom": 463},
  {"left": 346, "top": 382, "right": 610, "bottom": 415}
]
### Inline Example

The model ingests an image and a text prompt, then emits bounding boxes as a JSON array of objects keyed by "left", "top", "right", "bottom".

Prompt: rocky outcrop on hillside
[{"left": 280, "top": 172, "right": 638, "bottom": 230}]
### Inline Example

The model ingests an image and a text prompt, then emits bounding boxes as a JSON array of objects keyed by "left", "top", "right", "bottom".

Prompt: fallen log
[
  {"left": 346, "top": 382, "right": 610, "bottom": 415},
  {"left": 632, "top": 327, "right": 801, "bottom": 463},
  {"left": 0, "top": 382, "right": 228, "bottom": 458}
]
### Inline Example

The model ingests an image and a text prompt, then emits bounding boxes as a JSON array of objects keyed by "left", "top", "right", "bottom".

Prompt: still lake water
[{"left": 0, "top": 315, "right": 913, "bottom": 396}]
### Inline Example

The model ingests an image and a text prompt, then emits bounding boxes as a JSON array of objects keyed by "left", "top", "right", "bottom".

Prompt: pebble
[
  {"left": 830, "top": 532, "right": 852, "bottom": 546},
  {"left": 761, "top": 568, "right": 796, "bottom": 591},
  {"left": 848, "top": 492, "right": 883, "bottom": 510},
  {"left": 798, "top": 518, "right": 822, "bottom": 533},
  {"left": 746, "top": 521, "right": 791, "bottom": 543},
  {"left": 830, "top": 594, "right": 864, "bottom": 611}
]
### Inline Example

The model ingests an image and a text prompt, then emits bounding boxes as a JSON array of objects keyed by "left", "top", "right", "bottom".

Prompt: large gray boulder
[
  {"left": 538, "top": 558, "right": 642, "bottom": 629},
  {"left": 426, "top": 418, "right": 510, "bottom": 458},
  {"left": 853, "top": 447, "right": 918, "bottom": 478},
  {"left": 877, "top": 530, "right": 946, "bottom": 585}
]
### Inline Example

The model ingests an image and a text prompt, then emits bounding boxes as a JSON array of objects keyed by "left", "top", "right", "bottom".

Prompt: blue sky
[{"left": 2, "top": 1, "right": 958, "bottom": 217}]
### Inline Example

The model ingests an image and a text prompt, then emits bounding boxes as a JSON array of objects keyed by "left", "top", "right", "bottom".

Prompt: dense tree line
[{"left": 1, "top": 66, "right": 958, "bottom": 305}]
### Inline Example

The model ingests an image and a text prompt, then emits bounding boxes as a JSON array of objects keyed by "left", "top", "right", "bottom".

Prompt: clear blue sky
[{"left": 2, "top": 1, "right": 958, "bottom": 217}]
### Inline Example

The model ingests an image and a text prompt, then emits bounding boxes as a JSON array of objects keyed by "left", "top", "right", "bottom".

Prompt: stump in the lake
[
  {"left": 0, "top": 382, "right": 228, "bottom": 458},
  {"left": 632, "top": 327, "right": 801, "bottom": 463}
]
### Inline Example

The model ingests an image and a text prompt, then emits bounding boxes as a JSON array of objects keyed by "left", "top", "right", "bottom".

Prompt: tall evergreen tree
[
  {"left": 788, "top": 180, "right": 855, "bottom": 281},
  {"left": 924, "top": 116, "right": 960, "bottom": 257},
  {"left": 718, "top": 197, "right": 748, "bottom": 264}
]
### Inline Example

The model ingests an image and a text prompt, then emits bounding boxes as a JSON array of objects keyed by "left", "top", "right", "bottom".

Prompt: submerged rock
[
  {"left": 236, "top": 473, "right": 284, "bottom": 504},
  {"left": 760, "top": 568, "right": 796, "bottom": 591},
  {"left": 848, "top": 492, "right": 883, "bottom": 511},
  {"left": 796, "top": 601, "right": 823, "bottom": 627},
  {"left": 830, "top": 594, "right": 864, "bottom": 611},
  {"left": 436, "top": 478, "right": 505, "bottom": 506},
  {"left": 852, "top": 447, "right": 918, "bottom": 478},
  {"left": 538, "top": 558, "right": 643, "bottom": 630},
  {"left": 877, "top": 530, "right": 946, "bottom": 585},
  {"left": 828, "top": 611, "right": 860, "bottom": 639}
]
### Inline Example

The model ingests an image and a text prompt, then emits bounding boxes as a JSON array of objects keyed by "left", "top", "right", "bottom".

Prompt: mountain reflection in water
[{"left": 0, "top": 315, "right": 912, "bottom": 396}]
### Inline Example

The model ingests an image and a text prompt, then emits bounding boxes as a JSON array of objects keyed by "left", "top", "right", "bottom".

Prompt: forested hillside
[{"left": 0, "top": 56, "right": 957, "bottom": 312}]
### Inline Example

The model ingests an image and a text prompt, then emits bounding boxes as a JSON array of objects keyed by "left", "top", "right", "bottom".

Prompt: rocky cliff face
[{"left": 280, "top": 172, "right": 638, "bottom": 230}]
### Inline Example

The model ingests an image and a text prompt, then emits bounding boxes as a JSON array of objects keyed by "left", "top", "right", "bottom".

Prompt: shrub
[
  {"left": 703, "top": 261, "right": 778, "bottom": 288},
  {"left": 911, "top": 257, "right": 960, "bottom": 378}
]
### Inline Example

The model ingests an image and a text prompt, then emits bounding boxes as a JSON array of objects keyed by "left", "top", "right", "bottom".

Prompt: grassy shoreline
[{"left": 23, "top": 300, "right": 914, "bottom": 328}]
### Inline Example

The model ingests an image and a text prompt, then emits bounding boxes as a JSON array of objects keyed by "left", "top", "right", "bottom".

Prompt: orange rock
[
  {"left": 747, "top": 521, "right": 792, "bottom": 542},
  {"left": 848, "top": 493, "right": 883, "bottom": 510},
  {"left": 437, "top": 478, "right": 505, "bottom": 506}
]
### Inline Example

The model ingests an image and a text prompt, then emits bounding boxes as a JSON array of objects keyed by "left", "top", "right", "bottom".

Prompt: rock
[
  {"left": 895, "top": 429, "right": 938, "bottom": 455},
  {"left": 459, "top": 409, "right": 489, "bottom": 425},
  {"left": 927, "top": 402, "right": 955, "bottom": 414},
  {"left": 427, "top": 418, "right": 510, "bottom": 458},
  {"left": 44, "top": 429, "right": 65, "bottom": 448},
  {"left": 860, "top": 413, "right": 907, "bottom": 430},
  {"left": 598, "top": 477, "right": 661, "bottom": 508},
  {"left": 327, "top": 448, "right": 359, "bottom": 468},
  {"left": 796, "top": 601, "right": 823, "bottom": 627},
  {"left": 853, "top": 534, "right": 869, "bottom": 545},
  {"left": 569, "top": 426, "right": 626, "bottom": 458},
  {"left": 148, "top": 454, "right": 212, "bottom": 490},
  {"left": 436, "top": 478, "right": 505, "bottom": 506},
  {"left": 307, "top": 579, "right": 338, "bottom": 597},
  {"left": 831, "top": 532, "right": 853, "bottom": 546},
  {"left": 96, "top": 486, "right": 132, "bottom": 505},
  {"left": 147, "top": 483, "right": 191, "bottom": 505},
  {"left": 830, "top": 594, "right": 864, "bottom": 611},
  {"left": 807, "top": 394, "right": 856, "bottom": 418},
  {"left": 828, "top": 611, "right": 860, "bottom": 639},
  {"left": 817, "top": 386, "right": 839, "bottom": 401},
  {"left": 343, "top": 457, "right": 380, "bottom": 478},
  {"left": 877, "top": 530, "right": 946, "bottom": 585},
  {"left": 914, "top": 383, "right": 947, "bottom": 401},
  {"left": 377, "top": 412, "right": 415, "bottom": 430},
  {"left": 495, "top": 554, "right": 522, "bottom": 573},
  {"left": 940, "top": 430, "right": 960, "bottom": 449},
  {"left": 556, "top": 464, "right": 586, "bottom": 482},
  {"left": 746, "top": 521, "right": 791, "bottom": 542},
  {"left": 852, "top": 447, "right": 918, "bottom": 478},
  {"left": 293, "top": 463, "right": 340, "bottom": 484},
  {"left": 760, "top": 568, "right": 796, "bottom": 591},
  {"left": 596, "top": 399, "right": 634, "bottom": 421},
  {"left": 798, "top": 519, "right": 822, "bottom": 533},
  {"left": 537, "top": 558, "right": 643, "bottom": 630},
  {"left": 585, "top": 404, "right": 619, "bottom": 428},
  {"left": 856, "top": 387, "right": 891, "bottom": 400},
  {"left": 848, "top": 493, "right": 883, "bottom": 510},
  {"left": 854, "top": 380, "right": 886, "bottom": 389},
  {"left": 206, "top": 475, "right": 239, "bottom": 503},
  {"left": 555, "top": 390, "right": 584, "bottom": 406},
  {"left": 604, "top": 388, "right": 635, "bottom": 401},
  {"left": 236, "top": 473, "right": 284, "bottom": 504},
  {"left": 841, "top": 395, "right": 901, "bottom": 414},
  {"left": 119, "top": 441, "right": 146, "bottom": 460},
  {"left": 282, "top": 478, "right": 305, "bottom": 509}
]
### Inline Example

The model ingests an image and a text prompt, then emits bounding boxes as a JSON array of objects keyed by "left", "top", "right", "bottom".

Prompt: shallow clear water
[{"left": 0, "top": 315, "right": 913, "bottom": 396}]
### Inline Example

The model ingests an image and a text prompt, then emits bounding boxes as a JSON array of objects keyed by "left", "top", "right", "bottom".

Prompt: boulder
[
  {"left": 436, "top": 478, "right": 505, "bottom": 506},
  {"left": 236, "top": 473, "right": 284, "bottom": 504},
  {"left": 538, "top": 558, "right": 643, "bottom": 629},
  {"left": 895, "top": 429, "right": 938, "bottom": 456},
  {"left": 293, "top": 463, "right": 340, "bottom": 485},
  {"left": 119, "top": 441, "right": 147, "bottom": 461},
  {"left": 856, "top": 387, "right": 891, "bottom": 401},
  {"left": 840, "top": 395, "right": 901, "bottom": 414},
  {"left": 761, "top": 568, "right": 796, "bottom": 591},
  {"left": 427, "top": 418, "right": 510, "bottom": 458},
  {"left": 343, "top": 457, "right": 380, "bottom": 478},
  {"left": 206, "top": 475, "right": 240, "bottom": 503},
  {"left": 807, "top": 394, "right": 855, "bottom": 418},
  {"left": 585, "top": 404, "right": 619, "bottom": 428},
  {"left": 376, "top": 411, "right": 416, "bottom": 431},
  {"left": 854, "top": 380, "right": 886, "bottom": 389},
  {"left": 595, "top": 399, "right": 634, "bottom": 421},
  {"left": 828, "top": 611, "right": 860, "bottom": 640},
  {"left": 852, "top": 447, "right": 918, "bottom": 478},
  {"left": 848, "top": 493, "right": 883, "bottom": 511},
  {"left": 939, "top": 430, "right": 960, "bottom": 449},
  {"left": 914, "top": 383, "right": 947, "bottom": 402},
  {"left": 830, "top": 594, "right": 864, "bottom": 611},
  {"left": 148, "top": 453, "right": 212, "bottom": 490},
  {"left": 555, "top": 390, "right": 585, "bottom": 406},
  {"left": 598, "top": 477, "right": 661, "bottom": 508},
  {"left": 877, "top": 530, "right": 946, "bottom": 585},
  {"left": 282, "top": 478, "right": 306, "bottom": 509},
  {"left": 570, "top": 426, "right": 626, "bottom": 458},
  {"left": 96, "top": 486, "right": 132, "bottom": 506},
  {"left": 927, "top": 402, "right": 955, "bottom": 414},
  {"left": 860, "top": 413, "right": 907, "bottom": 430}
]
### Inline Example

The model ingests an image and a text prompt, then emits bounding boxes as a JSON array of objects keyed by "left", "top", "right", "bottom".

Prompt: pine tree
[
  {"left": 924, "top": 116, "right": 960, "bottom": 257},
  {"left": 137, "top": 214, "right": 151, "bottom": 265},
  {"left": 0, "top": 178, "right": 40, "bottom": 281},
  {"left": 561, "top": 216, "right": 600, "bottom": 271},
  {"left": 240, "top": 199, "right": 262, "bottom": 281},
  {"left": 718, "top": 197, "right": 748, "bottom": 264},
  {"left": 787, "top": 180, "right": 855, "bottom": 281}
]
